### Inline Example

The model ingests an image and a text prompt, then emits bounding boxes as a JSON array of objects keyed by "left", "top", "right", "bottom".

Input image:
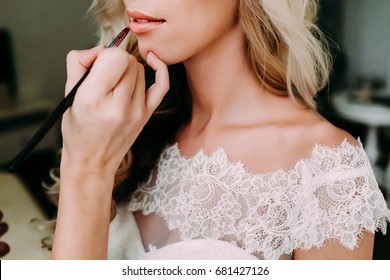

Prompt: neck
[{"left": 183, "top": 24, "right": 267, "bottom": 127}]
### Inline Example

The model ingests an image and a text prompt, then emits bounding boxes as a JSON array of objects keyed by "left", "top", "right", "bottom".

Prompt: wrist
[
  {"left": 59, "top": 147, "right": 120, "bottom": 179},
  {"left": 60, "top": 152, "right": 117, "bottom": 182},
  {"left": 59, "top": 164, "right": 116, "bottom": 205}
]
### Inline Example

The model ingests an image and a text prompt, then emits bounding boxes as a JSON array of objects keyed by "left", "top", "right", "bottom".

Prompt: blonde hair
[
  {"left": 89, "top": 0, "right": 140, "bottom": 60},
  {"left": 240, "top": 0, "right": 331, "bottom": 108}
]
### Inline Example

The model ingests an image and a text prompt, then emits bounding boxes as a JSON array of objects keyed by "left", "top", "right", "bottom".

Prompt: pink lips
[{"left": 127, "top": 10, "right": 165, "bottom": 34}]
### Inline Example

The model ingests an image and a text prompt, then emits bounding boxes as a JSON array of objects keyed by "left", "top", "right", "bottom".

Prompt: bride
[{"left": 51, "top": 0, "right": 390, "bottom": 259}]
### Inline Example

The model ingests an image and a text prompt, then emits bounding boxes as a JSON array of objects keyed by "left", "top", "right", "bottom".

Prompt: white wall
[
  {"left": 0, "top": 0, "right": 96, "bottom": 103},
  {"left": 343, "top": 0, "right": 390, "bottom": 90}
]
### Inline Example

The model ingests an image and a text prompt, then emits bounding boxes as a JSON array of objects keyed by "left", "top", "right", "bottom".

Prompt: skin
[{"left": 52, "top": 0, "right": 375, "bottom": 259}]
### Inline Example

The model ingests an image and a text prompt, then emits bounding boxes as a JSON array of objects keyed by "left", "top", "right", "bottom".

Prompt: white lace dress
[{"left": 108, "top": 140, "right": 390, "bottom": 260}]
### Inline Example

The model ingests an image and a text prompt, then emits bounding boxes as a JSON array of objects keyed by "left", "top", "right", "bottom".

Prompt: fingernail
[{"left": 148, "top": 52, "right": 157, "bottom": 59}]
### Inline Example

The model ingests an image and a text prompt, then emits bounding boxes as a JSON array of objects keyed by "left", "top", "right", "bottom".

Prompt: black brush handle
[
  {"left": 7, "top": 69, "right": 90, "bottom": 172},
  {"left": 7, "top": 27, "right": 130, "bottom": 172}
]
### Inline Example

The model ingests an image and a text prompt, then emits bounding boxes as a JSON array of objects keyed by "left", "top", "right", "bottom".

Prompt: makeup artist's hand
[
  {"left": 53, "top": 45, "right": 170, "bottom": 259},
  {"left": 61, "top": 46, "right": 169, "bottom": 180}
]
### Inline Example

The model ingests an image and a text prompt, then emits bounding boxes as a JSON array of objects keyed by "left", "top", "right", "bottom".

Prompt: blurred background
[{"left": 0, "top": 0, "right": 389, "bottom": 259}]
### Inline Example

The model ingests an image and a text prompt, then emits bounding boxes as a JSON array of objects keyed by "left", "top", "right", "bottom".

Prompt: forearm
[{"left": 51, "top": 166, "right": 115, "bottom": 260}]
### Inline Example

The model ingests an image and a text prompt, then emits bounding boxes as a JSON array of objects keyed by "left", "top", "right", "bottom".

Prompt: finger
[
  {"left": 65, "top": 45, "right": 105, "bottom": 94},
  {"left": 111, "top": 59, "right": 141, "bottom": 108},
  {"left": 130, "top": 63, "right": 146, "bottom": 107},
  {"left": 81, "top": 48, "right": 132, "bottom": 97},
  {"left": 144, "top": 52, "right": 170, "bottom": 115}
]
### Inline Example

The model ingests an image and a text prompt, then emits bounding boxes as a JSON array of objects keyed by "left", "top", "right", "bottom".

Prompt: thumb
[{"left": 65, "top": 45, "right": 105, "bottom": 94}]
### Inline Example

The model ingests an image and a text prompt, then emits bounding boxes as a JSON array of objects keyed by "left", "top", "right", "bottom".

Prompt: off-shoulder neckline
[{"left": 162, "top": 138, "right": 365, "bottom": 177}]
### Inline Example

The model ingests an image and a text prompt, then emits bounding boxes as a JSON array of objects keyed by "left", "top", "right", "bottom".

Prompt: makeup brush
[{"left": 5, "top": 27, "right": 130, "bottom": 172}]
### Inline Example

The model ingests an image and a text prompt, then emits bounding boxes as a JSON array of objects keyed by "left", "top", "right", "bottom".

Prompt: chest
[
  {"left": 113, "top": 140, "right": 372, "bottom": 259},
  {"left": 128, "top": 145, "right": 313, "bottom": 258}
]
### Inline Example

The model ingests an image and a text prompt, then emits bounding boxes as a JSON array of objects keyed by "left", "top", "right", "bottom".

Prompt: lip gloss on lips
[{"left": 128, "top": 11, "right": 165, "bottom": 34}]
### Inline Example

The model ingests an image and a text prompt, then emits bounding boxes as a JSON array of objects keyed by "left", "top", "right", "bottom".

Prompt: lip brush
[{"left": 7, "top": 27, "right": 130, "bottom": 172}]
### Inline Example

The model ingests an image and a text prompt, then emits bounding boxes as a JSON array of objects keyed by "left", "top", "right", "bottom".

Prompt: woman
[{"left": 52, "top": 0, "right": 390, "bottom": 259}]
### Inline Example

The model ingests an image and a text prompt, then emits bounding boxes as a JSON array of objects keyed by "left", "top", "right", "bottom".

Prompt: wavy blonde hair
[
  {"left": 240, "top": 0, "right": 330, "bottom": 108},
  {"left": 88, "top": 0, "right": 331, "bottom": 219}
]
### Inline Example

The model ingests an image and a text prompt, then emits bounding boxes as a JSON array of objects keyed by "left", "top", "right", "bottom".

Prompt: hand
[
  {"left": 0, "top": 211, "right": 10, "bottom": 258},
  {"left": 61, "top": 46, "right": 169, "bottom": 179}
]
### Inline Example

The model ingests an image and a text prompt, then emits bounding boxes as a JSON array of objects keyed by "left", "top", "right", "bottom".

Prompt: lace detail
[{"left": 129, "top": 139, "right": 390, "bottom": 259}]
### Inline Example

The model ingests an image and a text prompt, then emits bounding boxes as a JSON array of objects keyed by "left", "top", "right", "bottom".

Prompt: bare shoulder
[
  {"left": 220, "top": 107, "right": 362, "bottom": 173},
  {"left": 311, "top": 118, "right": 359, "bottom": 146},
  {"left": 296, "top": 110, "right": 360, "bottom": 150}
]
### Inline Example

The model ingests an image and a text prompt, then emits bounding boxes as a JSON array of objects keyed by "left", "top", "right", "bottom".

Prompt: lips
[
  {"left": 133, "top": 18, "right": 165, "bottom": 24},
  {"left": 127, "top": 10, "right": 166, "bottom": 34}
]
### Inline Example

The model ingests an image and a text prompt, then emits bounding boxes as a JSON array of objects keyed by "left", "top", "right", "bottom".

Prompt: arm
[
  {"left": 294, "top": 231, "right": 375, "bottom": 260},
  {"left": 51, "top": 47, "right": 169, "bottom": 260},
  {"left": 51, "top": 169, "right": 114, "bottom": 259}
]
